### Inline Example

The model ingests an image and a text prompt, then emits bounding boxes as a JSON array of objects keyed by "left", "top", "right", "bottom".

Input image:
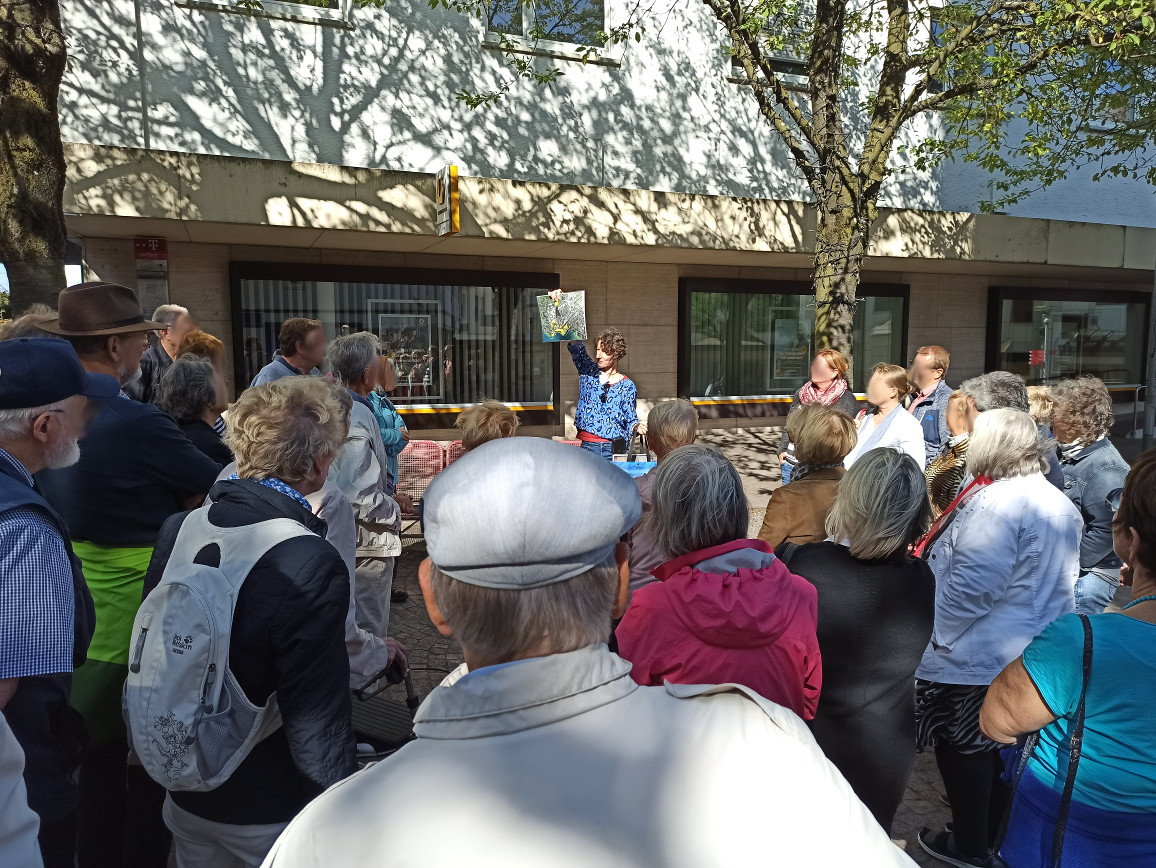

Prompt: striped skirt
[{"left": 915, "top": 680, "right": 1000, "bottom": 754}]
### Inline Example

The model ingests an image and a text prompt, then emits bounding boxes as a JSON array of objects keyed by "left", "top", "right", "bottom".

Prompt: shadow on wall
[{"left": 58, "top": 0, "right": 947, "bottom": 215}]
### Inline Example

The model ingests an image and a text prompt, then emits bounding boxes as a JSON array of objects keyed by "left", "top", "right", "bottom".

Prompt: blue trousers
[{"left": 580, "top": 440, "right": 614, "bottom": 460}]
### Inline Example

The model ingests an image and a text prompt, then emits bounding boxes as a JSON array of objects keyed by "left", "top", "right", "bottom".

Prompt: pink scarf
[{"left": 798, "top": 377, "right": 848, "bottom": 406}]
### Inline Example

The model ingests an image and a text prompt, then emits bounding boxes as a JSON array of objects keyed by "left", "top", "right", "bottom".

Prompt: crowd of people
[{"left": 0, "top": 283, "right": 1151, "bottom": 868}]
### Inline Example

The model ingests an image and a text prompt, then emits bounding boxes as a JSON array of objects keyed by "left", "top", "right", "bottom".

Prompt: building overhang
[{"left": 63, "top": 142, "right": 1155, "bottom": 280}]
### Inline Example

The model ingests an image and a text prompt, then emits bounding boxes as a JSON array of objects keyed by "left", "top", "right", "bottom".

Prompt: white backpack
[{"left": 124, "top": 506, "right": 313, "bottom": 792}]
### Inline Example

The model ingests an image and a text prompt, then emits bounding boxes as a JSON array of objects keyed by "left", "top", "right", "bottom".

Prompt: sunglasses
[{"left": 600, "top": 382, "right": 611, "bottom": 403}]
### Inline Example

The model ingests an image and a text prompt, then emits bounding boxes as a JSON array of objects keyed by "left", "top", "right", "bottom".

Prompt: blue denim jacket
[
  {"left": 1060, "top": 438, "right": 1129, "bottom": 573},
  {"left": 916, "top": 473, "right": 1083, "bottom": 686}
]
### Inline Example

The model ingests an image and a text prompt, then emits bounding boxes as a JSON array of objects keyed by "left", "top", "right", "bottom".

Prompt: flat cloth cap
[{"left": 423, "top": 437, "right": 642, "bottom": 589}]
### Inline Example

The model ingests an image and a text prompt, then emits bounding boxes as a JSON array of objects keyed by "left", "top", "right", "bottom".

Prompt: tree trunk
[
  {"left": 811, "top": 204, "right": 866, "bottom": 366},
  {"left": 0, "top": 0, "right": 69, "bottom": 314}
]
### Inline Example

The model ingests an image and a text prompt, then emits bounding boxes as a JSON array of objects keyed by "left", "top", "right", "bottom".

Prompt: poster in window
[
  {"left": 537, "top": 291, "right": 587, "bottom": 342},
  {"left": 773, "top": 318, "right": 809, "bottom": 380},
  {"left": 379, "top": 313, "right": 440, "bottom": 401}
]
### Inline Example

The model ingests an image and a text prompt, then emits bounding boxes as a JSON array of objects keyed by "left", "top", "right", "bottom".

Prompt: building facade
[{"left": 58, "top": 0, "right": 1156, "bottom": 435}]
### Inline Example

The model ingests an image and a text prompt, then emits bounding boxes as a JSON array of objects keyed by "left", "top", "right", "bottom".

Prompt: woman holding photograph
[{"left": 548, "top": 290, "right": 645, "bottom": 459}]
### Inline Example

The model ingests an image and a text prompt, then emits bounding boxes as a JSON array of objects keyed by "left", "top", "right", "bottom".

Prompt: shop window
[
  {"left": 990, "top": 288, "right": 1148, "bottom": 386},
  {"left": 233, "top": 264, "right": 559, "bottom": 425},
  {"left": 679, "top": 279, "right": 907, "bottom": 398}
]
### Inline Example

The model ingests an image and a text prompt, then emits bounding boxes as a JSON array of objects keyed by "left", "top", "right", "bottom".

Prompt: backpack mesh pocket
[{"left": 194, "top": 669, "right": 262, "bottom": 779}]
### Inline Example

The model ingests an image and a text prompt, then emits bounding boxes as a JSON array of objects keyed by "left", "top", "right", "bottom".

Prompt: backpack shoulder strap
[{"left": 163, "top": 507, "right": 315, "bottom": 591}]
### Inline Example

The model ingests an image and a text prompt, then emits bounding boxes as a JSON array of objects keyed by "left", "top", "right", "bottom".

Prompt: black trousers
[
  {"left": 935, "top": 743, "right": 1011, "bottom": 858},
  {"left": 72, "top": 659, "right": 171, "bottom": 868}
]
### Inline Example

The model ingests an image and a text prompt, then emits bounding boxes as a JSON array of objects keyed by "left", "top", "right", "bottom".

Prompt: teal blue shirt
[{"left": 1023, "top": 613, "right": 1156, "bottom": 813}]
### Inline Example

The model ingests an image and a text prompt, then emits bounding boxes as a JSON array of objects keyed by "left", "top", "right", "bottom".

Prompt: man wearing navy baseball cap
[
  {"left": 0, "top": 338, "right": 117, "bottom": 867},
  {"left": 263, "top": 437, "right": 913, "bottom": 868}
]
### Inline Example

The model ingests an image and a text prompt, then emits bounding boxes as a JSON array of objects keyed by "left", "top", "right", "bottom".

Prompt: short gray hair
[
  {"left": 967, "top": 408, "right": 1051, "bottom": 479},
  {"left": 0, "top": 401, "right": 69, "bottom": 439},
  {"left": 825, "top": 448, "right": 932, "bottom": 560},
  {"left": 959, "top": 371, "right": 1029, "bottom": 413},
  {"left": 327, "top": 331, "right": 381, "bottom": 386},
  {"left": 429, "top": 559, "right": 618, "bottom": 667},
  {"left": 645, "top": 399, "right": 698, "bottom": 458},
  {"left": 643, "top": 444, "right": 748, "bottom": 558},
  {"left": 156, "top": 355, "right": 219, "bottom": 424},
  {"left": 153, "top": 304, "right": 189, "bottom": 333}
]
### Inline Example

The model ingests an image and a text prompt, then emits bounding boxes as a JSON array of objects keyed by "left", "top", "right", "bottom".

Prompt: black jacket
[
  {"left": 124, "top": 343, "right": 173, "bottom": 404},
  {"left": 179, "top": 418, "right": 233, "bottom": 469},
  {"left": 143, "top": 479, "right": 357, "bottom": 824}
]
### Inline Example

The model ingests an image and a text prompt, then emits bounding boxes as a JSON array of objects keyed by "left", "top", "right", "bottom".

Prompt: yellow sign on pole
[{"left": 435, "top": 165, "right": 459, "bottom": 236}]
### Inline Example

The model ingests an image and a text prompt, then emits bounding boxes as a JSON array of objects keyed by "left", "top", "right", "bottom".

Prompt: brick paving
[{"left": 382, "top": 426, "right": 954, "bottom": 864}]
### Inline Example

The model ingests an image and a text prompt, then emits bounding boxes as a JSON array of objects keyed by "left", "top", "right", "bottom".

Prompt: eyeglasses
[{"left": 600, "top": 382, "right": 611, "bottom": 403}]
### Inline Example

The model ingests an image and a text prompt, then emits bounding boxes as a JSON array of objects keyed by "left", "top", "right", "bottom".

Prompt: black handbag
[{"left": 996, "top": 614, "right": 1093, "bottom": 868}]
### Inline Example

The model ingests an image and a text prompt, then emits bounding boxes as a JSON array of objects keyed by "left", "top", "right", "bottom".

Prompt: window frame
[
  {"left": 726, "top": 23, "right": 810, "bottom": 91},
  {"left": 175, "top": 0, "right": 353, "bottom": 28},
  {"left": 482, "top": 0, "right": 623, "bottom": 66},
  {"left": 677, "top": 277, "right": 909, "bottom": 416},
  {"left": 230, "top": 261, "right": 564, "bottom": 429},
  {"left": 985, "top": 285, "right": 1151, "bottom": 388}
]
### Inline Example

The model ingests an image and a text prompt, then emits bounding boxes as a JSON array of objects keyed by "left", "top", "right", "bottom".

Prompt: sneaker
[
  {"left": 391, "top": 589, "right": 409, "bottom": 604},
  {"left": 918, "top": 828, "right": 1009, "bottom": 868}
]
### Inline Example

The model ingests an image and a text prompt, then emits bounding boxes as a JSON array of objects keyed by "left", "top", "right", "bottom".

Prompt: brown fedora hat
[{"left": 40, "top": 282, "right": 165, "bottom": 337}]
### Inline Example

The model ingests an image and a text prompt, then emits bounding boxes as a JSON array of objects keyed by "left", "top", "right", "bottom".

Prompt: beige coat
[{"left": 262, "top": 646, "right": 914, "bottom": 868}]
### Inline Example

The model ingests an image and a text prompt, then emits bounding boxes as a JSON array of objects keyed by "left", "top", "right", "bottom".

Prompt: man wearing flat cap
[
  {"left": 0, "top": 338, "right": 118, "bottom": 867},
  {"left": 36, "top": 283, "right": 222, "bottom": 867},
  {"left": 263, "top": 438, "right": 914, "bottom": 868}
]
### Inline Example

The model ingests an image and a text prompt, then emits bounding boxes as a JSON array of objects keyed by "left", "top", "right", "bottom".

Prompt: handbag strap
[
  {"left": 913, "top": 475, "right": 992, "bottom": 559},
  {"left": 777, "top": 541, "right": 800, "bottom": 567},
  {"left": 1051, "top": 614, "right": 1093, "bottom": 868}
]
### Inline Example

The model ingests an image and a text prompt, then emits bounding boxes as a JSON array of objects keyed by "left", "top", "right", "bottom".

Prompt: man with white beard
[
  {"left": 36, "top": 284, "right": 222, "bottom": 868},
  {"left": 0, "top": 338, "right": 118, "bottom": 867}
]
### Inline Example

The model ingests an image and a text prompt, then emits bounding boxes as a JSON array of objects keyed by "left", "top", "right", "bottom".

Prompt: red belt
[{"left": 577, "top": 430, "right": 611, "bottom": 444}]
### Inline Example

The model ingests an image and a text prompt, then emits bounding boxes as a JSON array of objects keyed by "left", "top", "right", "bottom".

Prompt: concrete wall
[{"left": 58, "top": 0, "right": 1156, "bottom": 231}]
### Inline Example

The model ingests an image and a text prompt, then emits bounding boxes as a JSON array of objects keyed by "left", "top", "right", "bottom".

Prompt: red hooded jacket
[{"left": 616, "top": 539, "right": 822, "bottom": 719}]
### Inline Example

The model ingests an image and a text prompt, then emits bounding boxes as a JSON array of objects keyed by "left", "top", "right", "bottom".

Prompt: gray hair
[
  {"left": 967, "top": 408, "right": 1051, "bottom": 479},
  {"left": 327, "top": 331, "right": 381, "bottom": 386},
  {"left": 643, "top": 444, "right": 748, "bottom": 558},
  {"left": 152, "top": 304, "right": 189, "bottom": 335},
  {"left": 0, "top": 401, "right": 69, "bottom": 439},
  {"left": 429, "top": 559, "right": 619, "bottom": 667},
  {"left": 645, "top": 399, "right": 698, "bottom": 458},
  {"left": 825, "top": 448, "right": 932, "bottom": 560},
  {"left": 959, "top": 371, "right": 1029, "bottom": 413},
  {"left": 155, "top": 355, "right": 219, "bottom": 424}
]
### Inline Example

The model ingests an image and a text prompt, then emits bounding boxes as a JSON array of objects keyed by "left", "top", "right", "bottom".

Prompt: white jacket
[
  {"left": 305, "top": 481, "right": 393, "bottom": 687},
  {"left": 845, "top": 407, "right": 927, "bottom": 470},
  {"left": 0, "top": 712, "right": 41, "bottom": 868},
  {"left": 328, "top": 401, "right": 401, "bottom": 559},
  {"left": 263, "top": 646, "right": 914, "bottom": 868}
]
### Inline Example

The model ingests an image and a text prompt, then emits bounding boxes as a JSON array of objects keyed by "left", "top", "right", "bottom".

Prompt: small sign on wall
[
  {"left": 435, "top": 165, "right": 459, "bottom": 236},
  {"left": 134, "top": 237, "right": 169, "bottom": 316}
]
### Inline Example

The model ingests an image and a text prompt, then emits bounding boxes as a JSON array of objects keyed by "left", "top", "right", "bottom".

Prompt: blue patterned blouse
[{"left": 569, "top": 342, "right": 638, "bottom": 441}]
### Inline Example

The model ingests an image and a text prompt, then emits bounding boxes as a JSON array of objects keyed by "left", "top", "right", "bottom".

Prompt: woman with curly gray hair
[{"left": 1050, "top": 376, "right": 1131, "bottom": 614}]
